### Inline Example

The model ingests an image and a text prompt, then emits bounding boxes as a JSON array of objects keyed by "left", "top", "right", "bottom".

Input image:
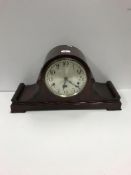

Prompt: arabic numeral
[
  {"left": 50, "top": 69, "right": 55, "bottom": 75},
  {"left": 63, "top": 61, "right": 69, "bottom": 66},
  {"left": 56, "top": 64, "right": 59, "bottom": 69},
  {"left": 77, "top": 68, "right": 82, "bottom": 74}
]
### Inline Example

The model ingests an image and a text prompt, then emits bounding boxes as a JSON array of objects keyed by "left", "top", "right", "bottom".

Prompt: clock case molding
[{"left": 11, "top": 45, "right": 121, "bottom": 113}]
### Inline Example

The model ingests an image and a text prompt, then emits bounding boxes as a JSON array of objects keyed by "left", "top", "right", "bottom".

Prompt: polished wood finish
[{"left": 11, "top": 45, "right": 121, "bottom": 113}]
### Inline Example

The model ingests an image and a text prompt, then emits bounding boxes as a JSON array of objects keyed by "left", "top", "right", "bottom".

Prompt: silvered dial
[{"left": 45, "top": 58, "right": 87, "bottom": 97}]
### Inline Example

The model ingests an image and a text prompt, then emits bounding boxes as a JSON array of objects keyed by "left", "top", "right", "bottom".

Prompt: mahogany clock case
[{"left": 11, "top": 45, "right": 122, "bottom": 113}]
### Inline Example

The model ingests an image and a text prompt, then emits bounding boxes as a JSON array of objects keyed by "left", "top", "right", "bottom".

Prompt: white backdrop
[{"left": 0, "top": 0, "right": 131, "bottom": 91}]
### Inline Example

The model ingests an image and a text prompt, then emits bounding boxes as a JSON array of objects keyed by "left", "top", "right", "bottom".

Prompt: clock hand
[
  {"left": 62, "top": 77, "right": 68, "bottom": 89},
  {"left": 66, "top": 79, "right": 80, "bottom": 89}
]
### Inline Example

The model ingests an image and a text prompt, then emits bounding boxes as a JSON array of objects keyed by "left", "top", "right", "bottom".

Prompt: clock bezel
[{"left": 37, "top": 54, "right": 94, "bottom": 101}]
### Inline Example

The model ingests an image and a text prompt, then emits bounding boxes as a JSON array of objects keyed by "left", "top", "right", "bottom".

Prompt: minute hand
[{"left": 67, "top": 79, "right": 80, "bottom": 89}]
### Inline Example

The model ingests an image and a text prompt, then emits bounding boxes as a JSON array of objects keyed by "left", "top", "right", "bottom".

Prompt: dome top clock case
[{"left": 11, "top": 45, "right": 121, "bottom": 113}]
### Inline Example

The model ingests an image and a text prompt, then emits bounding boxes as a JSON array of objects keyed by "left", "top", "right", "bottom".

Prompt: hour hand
[
  {"left": 63, "top": 84, "right": 67, "bottom": 89},
  {"left": 62, "top": 77, "right": 68, "bottom": 89}
]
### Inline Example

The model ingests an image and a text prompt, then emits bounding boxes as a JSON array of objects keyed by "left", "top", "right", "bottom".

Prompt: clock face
[{"left": 44, "top": 58, "right": 87, "bottom": 97}]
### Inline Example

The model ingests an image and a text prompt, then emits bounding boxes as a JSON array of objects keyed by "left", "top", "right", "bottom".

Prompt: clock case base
[{"left": 11, "top": 81, "right": 121, "bottom": 113}]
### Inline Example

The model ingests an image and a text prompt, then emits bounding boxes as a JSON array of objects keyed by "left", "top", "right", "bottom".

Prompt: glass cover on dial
[{"left": 44, "top": 58, "right": 87, "bottom": 97}]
